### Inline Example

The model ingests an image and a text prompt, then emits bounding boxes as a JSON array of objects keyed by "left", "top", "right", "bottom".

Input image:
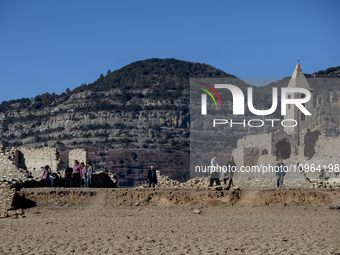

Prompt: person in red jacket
[{"left": 71, "top": 160, "right": 82, "bottom": 187}]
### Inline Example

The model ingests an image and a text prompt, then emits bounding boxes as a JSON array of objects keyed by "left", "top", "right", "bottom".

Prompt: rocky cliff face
[{"left": 0, "top": 92, "right": 191, "bottom": 186}]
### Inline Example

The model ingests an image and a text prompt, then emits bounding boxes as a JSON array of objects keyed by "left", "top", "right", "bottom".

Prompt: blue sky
[{"left": 0, "top": 0, "right": 339, "bottom": 103}]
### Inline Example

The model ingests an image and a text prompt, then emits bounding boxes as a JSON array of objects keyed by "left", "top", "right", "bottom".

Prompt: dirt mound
[
  {"left": 16, "top": 188, "right": 340, "bottom": 210},
  {"left": 17, "top": 189, "right": 97, "bottom": 208},
  {"left": 240, "top": 189, "right": 330, "bottom": 206}
]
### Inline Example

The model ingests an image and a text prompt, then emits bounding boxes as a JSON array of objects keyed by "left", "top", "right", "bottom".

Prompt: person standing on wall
[
  {"left": 147, "top": 166, "right": 157, "bottom": 188},
  {"left": 71, "top": 160, "right": 81, "bottom": 187}
]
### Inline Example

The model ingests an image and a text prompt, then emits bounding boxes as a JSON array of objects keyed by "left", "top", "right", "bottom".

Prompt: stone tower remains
[{"left": 284, "top": 63, "right": 314, "bottom": 135}]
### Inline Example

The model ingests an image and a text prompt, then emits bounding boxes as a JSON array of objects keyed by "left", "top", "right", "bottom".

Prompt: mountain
[
  {"left": 0, "top": 59, "right": 339, "bottom": 186},
  {"left": 0, "top": 58, "right": 235, "bottom": 186}
]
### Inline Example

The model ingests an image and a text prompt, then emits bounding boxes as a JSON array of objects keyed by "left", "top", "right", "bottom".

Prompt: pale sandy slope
[{"left": 0, "top": 205, "right": 339, "bottom": 255}]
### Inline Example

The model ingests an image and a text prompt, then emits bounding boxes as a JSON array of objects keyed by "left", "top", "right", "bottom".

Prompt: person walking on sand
[
  {"left": 209, "top": 155, "right": 220, "bottom": 187},
  {"left": 275, "top": 159, "right": 286, "bottom": 188},
  {"left": 148, "top": 166, "right": 157, "bottom": 188},
  {"left": 86, "top": 162, "right": 94, "bottom": 188},
  {"left": 71, "top": 160, "right": 82, "bottom": 187},
  {"left": 227, "top": 155, "right": 236, "bottom": 188}
]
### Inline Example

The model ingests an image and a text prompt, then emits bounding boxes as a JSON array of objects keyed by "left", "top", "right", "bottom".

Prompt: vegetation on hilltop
[
  {"left": 0, "top": 58, "right": 235, "bottom": 112},
  {"left": 305, "top": 66, "right": 340, "bottom": 78},
  {"left": 72, "top": 58, "right": 236, "bottom": 99}
]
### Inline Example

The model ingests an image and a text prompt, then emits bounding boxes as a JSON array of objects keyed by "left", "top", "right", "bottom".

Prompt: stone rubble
[
  {"left": 137, "top": 171, "right": 340, "bottom": 190},
  {"left": 193, "top": 209, "right": 201, "bottom": 214},
  {"left": 307, "top": 178, "right": 340, "bottom": 189},
  {"left": 91, "top": 171, "right": 118, "bottom": 188}
]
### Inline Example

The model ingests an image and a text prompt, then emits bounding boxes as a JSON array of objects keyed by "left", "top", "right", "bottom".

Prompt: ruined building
[
  {"left": 233, "top": 63, "right": 321, "bottom": 167},
  {"left": 0, "top": 140, "right": 90, "bottom": 179}
]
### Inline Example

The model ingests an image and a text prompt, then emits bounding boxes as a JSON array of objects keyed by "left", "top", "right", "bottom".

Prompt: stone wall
[
  {"left": 299, "top": 129, "right": 320, "bottom": 159},
  {"left": 314, "top": 134, "right": 340, "bottom": 157},
  {"left": 232, "top": 129, "right": 304, "bottom": 167},
  {"left": 0, "top": 181, "right": 16, "bottom": 217},
  {"left": 69, "top": 149, "right": 88, "bottom": 167},
  {"left": 18, "top": 147, "right": 61, "bottom": 177},
  {"left": 232, "top": 133, "right": 272, "bottom": 169},
  {"left": 0, "top": 154, "right": 27, "bottom": 181},
  {"left": 0, "top": 141, "right": 5, "bottom": 155},
  {"left": 9, "top": 147, "right": 20, "bottom": 167}
]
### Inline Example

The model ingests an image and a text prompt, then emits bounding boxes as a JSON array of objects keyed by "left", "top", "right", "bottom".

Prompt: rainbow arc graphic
[
  {"left": 198, "top": 82, "right": 222, "bottom": 115},
  {"left": 198, "top": 82, "right": 223, "bottom": 106}
]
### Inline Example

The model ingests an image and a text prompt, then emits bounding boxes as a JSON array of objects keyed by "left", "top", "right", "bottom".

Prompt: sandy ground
[{"left": 0, "top": 205, "right": 339, "bottom": 254}]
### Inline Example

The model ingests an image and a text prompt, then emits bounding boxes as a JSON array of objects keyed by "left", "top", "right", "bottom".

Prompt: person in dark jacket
[
  {"left": 64, "top": 167, "right": 73, "bottom": 187},
  {"left": 275, "top": 159, "right": 286, "bottom": 188},
  {"left": 148, "top": 166, "right": 157, "bottom": 188},
  {"left": 226, "top": 156, "right": 236, "bottom": 188}
]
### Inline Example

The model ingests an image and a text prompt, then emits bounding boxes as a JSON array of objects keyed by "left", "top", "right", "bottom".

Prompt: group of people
[
  {"left": 39, "top": 160, "right": 94, "bottom": 188},
  {"left": 64, "top": 160, "right": 94, "bottom": 187},
  {"left": 39, "top": 156, "right": 287, "bottom": 189},
  {"left": 40, "top": 165, "right": 56, "bottom": 187},
  {"left": 210, "top": 155, "right": 236, "bottom": 188},
  {"left": 210, "top": 155, "right": 287, "bottom": 189}
]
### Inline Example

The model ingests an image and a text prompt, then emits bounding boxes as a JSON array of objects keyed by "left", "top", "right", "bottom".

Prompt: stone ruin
[
  {"left": 229, "top": 63, "right": 340, "bottom": 183},
  {"left": 17, "top": 147, "right": 61, "bottom": 177},
  {"left": 232, "top": 128, "right": 322, "bottom": 169},
  {"left": 136, "top": 170, "right": 340, "bottom": 190},
  {"left": 0, "top": 181, "right": 23, "bottom": 218},
  {"left": 69, "top": 149, "right": 88, "bottom": 167},
  {"left": 0, "top": 141, "right": 117, "bottom": 188},
  {"left": 0, "top": 143, "right": 27, "bottom": 182},
  {"left": 0, "top": 181, "right": 16, "bottom": 217},
  {"left": 0, "top": 141, "right": 5, "bottom": 155},
  {"left": 0, "top": 142, "right": 118, "bottom": 217},
  {"left": 230, "top": 127, "right": 340, "bottom": 183}
]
